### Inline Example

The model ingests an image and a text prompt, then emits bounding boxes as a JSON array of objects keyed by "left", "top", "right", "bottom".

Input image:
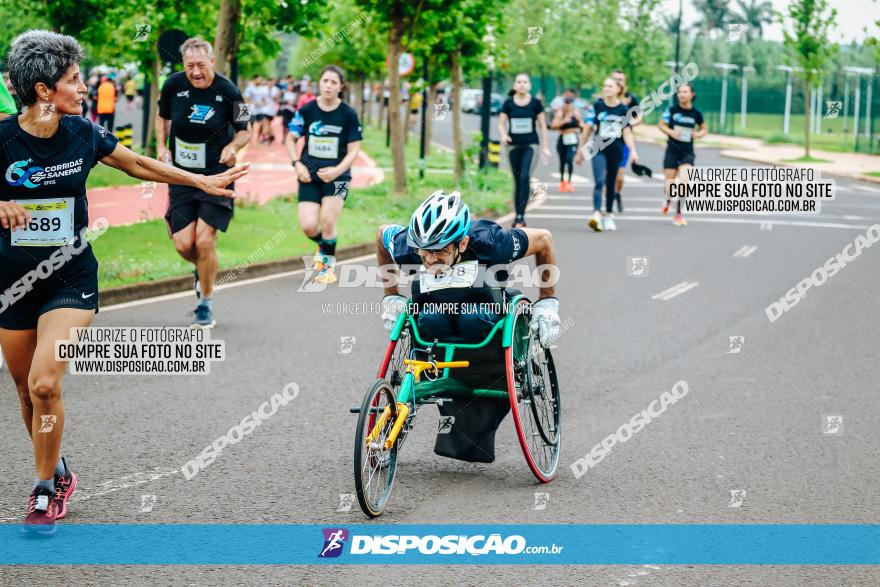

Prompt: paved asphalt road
[{"left": 1, "top": 108, "right": 878, "bottom": 585}]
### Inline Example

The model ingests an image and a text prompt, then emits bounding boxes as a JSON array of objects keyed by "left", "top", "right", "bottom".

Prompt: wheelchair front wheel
[{"left": 354, "top": 379, "right": 400, "bottom": 517}]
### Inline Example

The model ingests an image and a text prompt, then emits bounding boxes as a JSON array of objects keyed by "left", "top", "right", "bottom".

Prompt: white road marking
[
  {"left": 851, "top": 184, "right": 880, "bottom": 195},
  {"left": 0, "top": 467, "right": 181, "bottom": 522},
  {"left": 652, "top": 281, "right": 699, "bottom": 300},
  {"left": 540, "top": 202, "right": 876, "bottom": 221},
  {"left": 101, "top": 253, "right": 377, "bottom": 312},
  {"left": 526, "top": 213, "right": 869, "bottom": 231},
  {"left": 733, "top": 245, "right": 758, "bottom": 258},
  {"left": 760, "top": 221, "right": 773, "bottom": 230},
  {"left": 551, "top": 171, "right": 660, "bottom": 184}
]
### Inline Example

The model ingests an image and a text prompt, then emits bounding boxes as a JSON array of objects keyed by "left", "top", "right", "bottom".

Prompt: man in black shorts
[{"left": 156, "top": 37, "right": 250, "bottom": 327}]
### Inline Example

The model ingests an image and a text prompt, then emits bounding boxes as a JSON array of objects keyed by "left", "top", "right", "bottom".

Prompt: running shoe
[
  {"left": 615, "top": 193, "right": 623, "bottom": 213},
  {"left": 604, "top": 215, "right": 617, "bottom": 231},
  {"left": 673, "top": 213, "right": 687, "bottom": 226},
  {"left": 588, "top": 211, "right": 603, "bottom": 232},
  {"left": 312, "top": 247, "right": 325, "bottom": 271},
  {"left": 315, "top": 256, "right": 337, "bottom": 284},
  {"left": 24, "top": 488, "right": 57, "bottom": 534},
  {"left": 315, "top": 266, "right": 337, "bottom": 284},
  {"left": 566, "top": 181, "right": 575, "bottom": 192},
  {"left": 661, "top": 200, "right": 670, "bottom": 215},
  {"left": 53, "top": 458, "right": 77, "bottom": 520},
  {"left": 193, "top": 269, "right": 201, "bottom": 299},
  {"left": 191, "top": 305, "right": 216, "bottom": 328},
  {"left": 559, "top": 181, "right": 566, "bottom": 193}
]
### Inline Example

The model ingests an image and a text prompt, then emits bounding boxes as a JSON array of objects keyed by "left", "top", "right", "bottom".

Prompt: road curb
[
  {"left": 634, "top": 129, "right": 880, "bottom": 186},
  {"left": 99, "top": 204, "right": 519, "bottom": 308},
  {"left": 99, "top": 242, "right": 374, "bottom": 307},
  {"left": 718, "top": 149, "right": 880, "bottom": 186}
]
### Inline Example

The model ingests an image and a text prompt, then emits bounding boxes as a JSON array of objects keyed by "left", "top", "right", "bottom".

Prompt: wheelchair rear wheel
[{"left": 506, "top": 299, "right": 561, "bottom": 482}]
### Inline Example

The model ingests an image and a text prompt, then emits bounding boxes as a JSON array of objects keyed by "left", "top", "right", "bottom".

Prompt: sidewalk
[
  {"left": 88, "top": 117, "right": 384, "bottom": 227},
  {"left": 633, "top": 125, "right": 880, "bottom": 184}
]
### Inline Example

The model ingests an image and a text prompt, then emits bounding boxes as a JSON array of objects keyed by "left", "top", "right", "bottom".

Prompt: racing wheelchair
[{"left": 351, "top": 292, "right": 561, "bottom": 517}]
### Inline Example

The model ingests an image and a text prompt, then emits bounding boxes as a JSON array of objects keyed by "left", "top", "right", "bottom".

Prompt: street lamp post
[
  {"left": 673, "top": 0, "right": 683, "bottom": 75},
  {"left": 479, "top": 27, "right": 496, "bottom": 169},
  {"left": 715, "top": 63, "right": 739, "bottom": 132},
  {"left": 864, "top": 73, "right": 874, "bottom": 139},
  {"left": 741, "top": 66, "right": 754, "bottom": 130},
  {"left": 776, "top": 65, "right": 800, "bottom": 135},
  {"left": 845, "top": 67, "right": 874, "bottom": 144},
  {"left": 419, "top": 60, "right": 428, "bottom": 179},
  {"left": 843, "top": 74, "right": 850, "bottom": 133}
]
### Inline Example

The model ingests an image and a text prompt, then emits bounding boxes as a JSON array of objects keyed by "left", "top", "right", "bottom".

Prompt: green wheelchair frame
[{"left": 352, "top": 294, "right": 561, "bottom": 517}]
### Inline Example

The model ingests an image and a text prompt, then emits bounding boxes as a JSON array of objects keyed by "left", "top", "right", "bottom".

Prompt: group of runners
[
  {"left": 242, "top": 75, "right": 317, "bottom": 145},
  {"left": 1, "top": 28, "right": 713, "bottom": 533},
  {"left": 0, "top": 27, "right": 375, "bottom": 531},
  {"left": 497, "top": 70, "right": 707, "bottom": 230}
]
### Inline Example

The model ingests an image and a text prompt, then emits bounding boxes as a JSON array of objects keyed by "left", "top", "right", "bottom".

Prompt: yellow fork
[
  {"left": 365, "top": 405, "right": 392, "bottom": 444},
  {"left": 367, "top": 360, "right": 471, "bottom": 450},
  {"left": 384, "top": 402, "right": 410, "bottom": 449},
  {"left": 364, "top": 402, "right": 410, "bottom": 450}
]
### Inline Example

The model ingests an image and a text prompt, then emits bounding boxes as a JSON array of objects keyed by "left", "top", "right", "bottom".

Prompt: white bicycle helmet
[{"left": 407, "top": 190, "right": 471, "bottom": 250}]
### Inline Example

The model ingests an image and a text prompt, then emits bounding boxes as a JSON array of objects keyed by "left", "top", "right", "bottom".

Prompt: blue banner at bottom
[{"left": 1, "top": 524, "right": 878, "bottom": 565}]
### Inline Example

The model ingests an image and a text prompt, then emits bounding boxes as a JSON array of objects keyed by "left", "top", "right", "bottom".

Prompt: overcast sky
[{"left": 660, "top": 0, "right": 879, "bottom": 44}]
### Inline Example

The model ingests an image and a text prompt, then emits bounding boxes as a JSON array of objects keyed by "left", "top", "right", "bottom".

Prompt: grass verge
[{"left": 91, "top": 127, "right": 510, "bottom": 289}]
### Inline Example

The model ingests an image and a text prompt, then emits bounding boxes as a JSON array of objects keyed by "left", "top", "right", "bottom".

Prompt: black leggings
[
  {"left": 556, "top": 136, "right": 576, "bottom": 182},
  {"left": 603, "top": 143, "right": 624, "bottom": 213},
  {"left": 509, "top": 145, "right": 538, "bottom": 220}
]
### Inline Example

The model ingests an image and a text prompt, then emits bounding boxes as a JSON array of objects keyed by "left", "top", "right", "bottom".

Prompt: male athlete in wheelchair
[{"left": 352, "top": 190, "right": 562, "bottom": 517}]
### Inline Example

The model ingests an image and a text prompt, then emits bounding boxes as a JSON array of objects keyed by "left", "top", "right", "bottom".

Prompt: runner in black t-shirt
[
  {"left": 498, "top": 73, "right": 550, "bottom": 228},
  {"left": 574, "top": 77, "right": 639, "bottom": 232},
  {"left": 611, "top": 70, "right": 640, "bottom": 213},
  {"left": 659, "top": 83, "right": 707, "bottom": 226},
  {"left": 0, "top": 30, "right": 247, "bottom": 533},
  {"left": 285, "top": 65, "right": 363, "bottom": 285},
  {"left": 550, "top": 89, "right": 583, "bottom": 194},
  {"left": 155, "top": 37, "right": 250, "bottom": 328}
]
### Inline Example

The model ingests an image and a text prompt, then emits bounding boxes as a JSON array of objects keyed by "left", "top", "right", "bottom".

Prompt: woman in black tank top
[{"left": 551, "top": 89, "right": 583, "bottom": 193}]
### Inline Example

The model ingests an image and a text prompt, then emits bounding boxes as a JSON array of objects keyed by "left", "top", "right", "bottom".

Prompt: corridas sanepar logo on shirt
[
  {"left": 309, "top": 121, "right": 343, "bottom": 136},
  {"left": 5, "top": 158, "right": 84, "bottom": 188}
]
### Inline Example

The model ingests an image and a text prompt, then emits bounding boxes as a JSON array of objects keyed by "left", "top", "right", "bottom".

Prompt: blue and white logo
[
  {"left": 5, "top": 159, "right": 45, "bottom": 188},
  {"left": 319, "top": 528, "right": 348, "bottom": 558},
  {"left": 189, "top": 105, "right": 215, "bottom": 124}
]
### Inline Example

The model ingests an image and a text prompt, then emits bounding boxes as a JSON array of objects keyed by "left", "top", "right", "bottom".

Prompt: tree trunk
[
  {"left": 364, "top": 81, "right": 372, "bottom": 126},
  {"left": 424, "top": 81, "right": 439, "bottom": 158},
  {"left": 451, "top": 50, "right": 464, "bottom": 183},
  {"left": 351, "top": 77, "right": 362, "bottom": 118},
  {"left": 214, "top": 0, "right": 242, "bottom": 77},
  {"left": 145, "top": 58, "right": 162, "bottom": 157},
  {"left": 378, "top": 81, "right": 386, "bottom": 130},
  {"left": 803, "top": 80, "right": 811, "bottom": 158},
  {"left": 388, "top": 17, "right": 407, "bottom": 195}
]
